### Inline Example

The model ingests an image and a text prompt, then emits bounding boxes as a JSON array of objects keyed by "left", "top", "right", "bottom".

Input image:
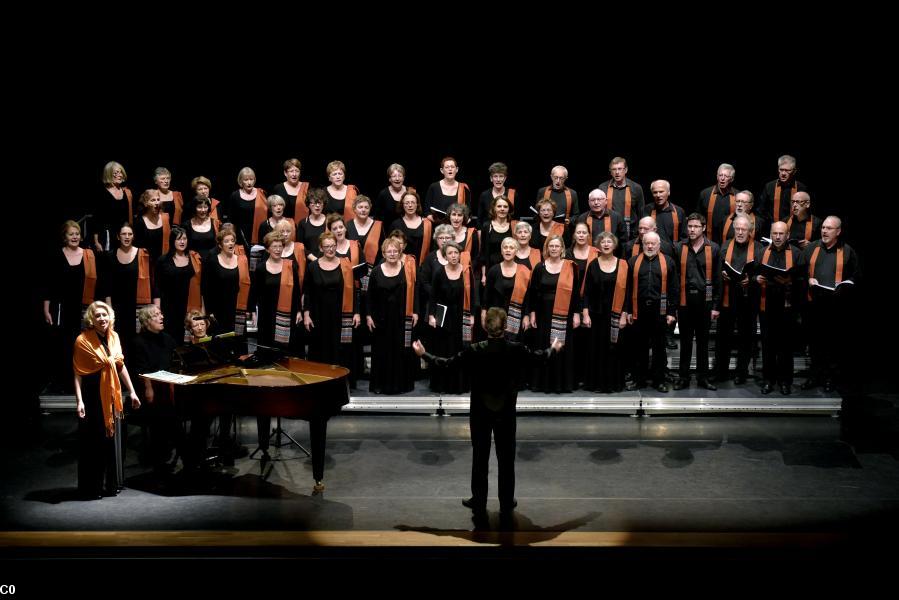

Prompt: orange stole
[
  {"left": 679, "top": 244, "right": 713, "bottom": 306},
  {"left": 250, "top": 189, "right": 268, "bottom": 244},
  {"left": 651, "top": 207, "right": 680, "bottom": 242},
  {"left": 291, "top": 244, "right": 308, "bottom": 289},
  {"left": 579, "top": 246, "right": 600, "bottom": 295},
  {"left": 630, "top": 254, "right": 668, "bottom": 320},
  {"left": 549, "top": 260, "right": 576, "bottom": 344},
  {"left": 585, "top": 214, "right": 612, "bottom": 242},
  {"left": 160, "top": 213, "right": 171, "bottom": 255},
  {"left": 507, "top": 188, "right": 516, "bottom": 211},
  {"left": 607, "top": 184, "right": 633, "bottom": 221},
  {"left": 722, "top": 241, "right": 755, "bottom": 308},
  {"left": 73, "top": 329, "right": 124, "bottom": 437},
  {"left": 419, "top": 219, "right": 434, "bottom": 266},
  {"left": 462, "top": 265, "right": 474, "bottom": 343},
  {"left": 292, "top": 182, "right": 312, "bottom": 224},
  {"left": 210, "top": 198, "right": 221, "bottom": 223},
  {"left": 807, "top": 244, "right": 844, "bottom": 302},
  {"left": 610, "top": 259, "right": 629, "bottom": 343},
  {"left": 81, "top": 249, "right": 98, "bottom": 306},
  {"left": 505, "top": 265, "right": 532, "bottom": 337},
  {"left": 544, "top": 187, "right": 573, "bottom": 218},
  {"left": 772, "top": 181, "right": 797, "bottom": 225},
  {"left": 403, "top": 255, "right": 417, "bottom": 347},
  {"left": 759, "top": 247, "right": 794, "bottom": 312},
  {"left": 187, "top": 251, "right": 202, "bottom": 312},
  {"left": 363, "top": 221, "right": 383, "bottom": 265},
  {"left": 786, "top": 216, "right": 814, "bottom": 241},
  {"left": 172, "top": 191, "right": 184, "bottom": 224},
  {"left": 707, "top": 190, "right": 735, "bottom": 241},
  {"left": 136, "top": 249, "right": 152, "bottom": 305},
  {"left": 274, "top": 259, "right": 296, "bottom": 345},
  {"left": 342, "top": 185, "right": 359, "bottom": 222}
]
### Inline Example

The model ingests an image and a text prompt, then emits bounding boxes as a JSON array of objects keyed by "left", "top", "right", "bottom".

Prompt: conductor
[{"left": 413, "top": 307, "right": 562, "bottom": 515}]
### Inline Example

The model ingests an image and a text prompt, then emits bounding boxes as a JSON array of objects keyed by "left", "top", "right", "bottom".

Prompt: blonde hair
[{"left": 83, "top": 301, "right": 116, "bottom": 330}]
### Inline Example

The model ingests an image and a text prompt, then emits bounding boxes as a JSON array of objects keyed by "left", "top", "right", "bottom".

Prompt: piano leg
[{"left": 310, "top": 417, "right": 328, "bottom": 488}]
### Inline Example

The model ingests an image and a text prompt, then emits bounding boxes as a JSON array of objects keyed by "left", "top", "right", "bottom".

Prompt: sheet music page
[{"left": 140, "top": 370, "right": 198, "bottom": 384}]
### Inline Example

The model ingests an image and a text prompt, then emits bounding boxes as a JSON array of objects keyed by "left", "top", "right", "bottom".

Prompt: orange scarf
[
  {"left": 505, "top": 265, "right": 532, "bottom": 337},
  {"left": 403, "top": 255, "right": 417, "bottom": 347},
  {"left": 760, "top": 246, "right": 794, "bottom": 312},
  {"left": 274, "top": 260, "right": 295, "bottom": 345},
  {"left": 418, "top": 219, "right": 434, "bottom": 266},
  {"left": 339, "top": 258, "right": 356, "bottom": 344},
  {"left": 707, "top": 190, "right": 735, "bottom": 241},
  {"left": 292, "top": 182, "right": 311, "bottom": 224},
  {"left": 161, "top": 213, "right": 171, "bottom": 255},
  {"left": 544, "top": 186, "right": 573, "bottom": 219},
  {"left": 607, "top": 184, "right": 633, "bottom": 220},
  {"left": 172, "top": 191, "right": 184, "bottom": 225},
  {"left": 786, "top": 216, "right": 814, "bottom": 241},
  {"left": 549, "top": 260, "right": 575, "bottom": 344},
  {"left": 81, "top": 249, "right": 97, "bottom": 306},
  {"left": 363, "top": 221, "right": 383, "bottom": 265},
  {"left": 651, "top": 205, "right": 680, "bottom": 241},
  {"left": 340, "top": 185, "right": 360, "bottom": 222},
  {"left": 136, "top": 248, "right": 152, "bottom": 305},
  {"left": 579, "top": 246, "right": 600, "bottom": 295},
  {"left": 722, "top": 240, "right": 755, "bottom": 308},
  {"left": 250, "top": 189, "right": 268, "bottom": 244},
  {"left": 187, "top": 251, "right": 202, "bottom": 311},
  {"left": 610, "top": 259, "right": 629, "bottom": 343},
  {"left": 73, "top": 329, "right": 124, "bottom": 438},
  {"left": 679, "top": 243, "right": 713, "bottom": 306},
  {"left": 772, "top": 181, "right": 797, "bottom": 225},
  {"left": 807, "top": 244, "right": 844, "bottom": 301}
]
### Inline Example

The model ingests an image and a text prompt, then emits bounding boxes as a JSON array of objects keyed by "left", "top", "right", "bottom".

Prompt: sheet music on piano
[{"left": 140, "top": 370, "right": 198, "bottom": 384}]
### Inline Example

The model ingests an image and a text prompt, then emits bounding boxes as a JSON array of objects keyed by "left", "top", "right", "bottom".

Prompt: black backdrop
[{"left": 21, "top": 72, "right": 892, "bottom": 396}]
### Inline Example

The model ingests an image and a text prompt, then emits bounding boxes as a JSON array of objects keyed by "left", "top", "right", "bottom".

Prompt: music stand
[{"left": 250, "top": 417, "right": 311, "bottom": 460}]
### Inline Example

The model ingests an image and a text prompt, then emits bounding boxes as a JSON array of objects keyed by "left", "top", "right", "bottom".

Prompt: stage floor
[{"left": 3, "top": 394, "right": 898, "bottom": 586}]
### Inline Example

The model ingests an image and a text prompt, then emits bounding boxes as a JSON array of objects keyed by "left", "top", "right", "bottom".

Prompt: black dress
[
  {"left": 484, "top": 263, "right": 516, "bottom": 311},
  {"left": 366, "top": 266, "right": 418, "bottom": 394},
  {"left": 298, "top": 218, "right": 327, "bottom": 258},
  {"left": 155, "top": 254, "right": 194, "bottom": 339},
  {"left": 106, "top": 251, "right": 147, "bottom": 362},
  {"left": 375, "top": 187, "right": 403, "bottom": 223},
  {"left": 45, "top": 250, "right": 97, "bottom": 388},
  {"left": 76, "top": 331, "right": 123, "bottom": 498},
  {"left": 271, "top": 183, "right": 299, "bottom": 220},
  {"left": 132, "top": 218, "right": 164, "bottom": 266},
  {"left": 571, "top": 255, "right": 590, "bottom": 386},
  {"left": 304, "top": 261, "right": 358, "bottom": 386},
  {"left": 202, "top": 255, "right": 240, "bottom": 334},
  {"left": 480, "top": 222, "right": 513, "bottom": 274},
  {"left": 428, "top": 267, "right": 478, "bottom": 393},
  {"left": 389, "top": 218, "right": 425, "bottom": 263},
  {"left": 528, "top": 263, "right": 579, "bottom": 393},
  {"left": 92, "top": 187, "right": 131, "bottom": 250},
  {"left": 253, "top": 260, "right": 301, "bottom": 348},
  {"left": 185, "top": 221, "right": 217, "bottom": 258},
  {"left": 223, "top": 191, "right": 258, "bottom": 250},
  {"left": 582, "top": 259, "right": 625, "bottom": 392}
]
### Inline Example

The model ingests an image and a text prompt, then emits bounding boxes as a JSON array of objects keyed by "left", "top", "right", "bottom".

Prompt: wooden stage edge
[{"left": 0, "top": 530, "right": 849, "bottom": 549}]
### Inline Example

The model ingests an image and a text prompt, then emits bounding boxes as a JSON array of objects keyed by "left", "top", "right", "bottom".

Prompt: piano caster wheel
[{"left": 313, "top": 481, "right": 325, "bottom": 493}]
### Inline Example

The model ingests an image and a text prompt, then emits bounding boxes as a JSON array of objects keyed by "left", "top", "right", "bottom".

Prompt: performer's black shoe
[
  {"left": 733, "top": 374, "right": 747, "bottom": 385},
  {"left": 760, "top": 383, "right": 773, "bottom": 395},
  {"left": 655, "top": 382, "right": 670, "bottom": 393},
  {"left": 823, "top": 380, "right": 835, "bottom": 393},
  {"left": 780, "top": 384, "right": 792, "bottom": 395},
  {"left": 462, "top": 497, "right": 487, "bottom": 512},
  {"left": 499, "top": 499, "right": 518, "bottom": 513},
  {"left": 672, "top": 378, "right": 688, "bottom": 391},
  {"left": 697, "top": 379, "right": 717, "bottom": 391}
]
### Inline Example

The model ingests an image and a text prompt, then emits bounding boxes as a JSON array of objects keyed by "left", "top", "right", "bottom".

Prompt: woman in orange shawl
[{"left": 73, "top": 301, "right": 140, "bottom": 500}]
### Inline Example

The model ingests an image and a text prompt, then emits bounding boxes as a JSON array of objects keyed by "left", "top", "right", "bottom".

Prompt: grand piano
[{"left": 169, "top": 336, "right": 350, "bottom": 490}]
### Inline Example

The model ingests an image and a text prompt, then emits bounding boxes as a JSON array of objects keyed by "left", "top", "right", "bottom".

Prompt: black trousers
[
  {"left": 760, "top": 304, "right": 794, "bottom": 385},
  {"left": 633, "top": 301, "right": 668, "bottom": 386},
  {"left": 469, "top": 407, "right": 517, "bottom": 509},
  {"left": 715, "top": 294, "right": 758, "bottom": 378},
  {"left": 806, "top": 295, "right": 844, "bottom": 383},
  {"left": 678, "top": 292, "right": 712, "bottom": 379}
]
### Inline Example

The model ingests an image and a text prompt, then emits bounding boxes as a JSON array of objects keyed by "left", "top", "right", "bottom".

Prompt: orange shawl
[{"left": 73, "top": 329, "right": 124, "bottom": 438}]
